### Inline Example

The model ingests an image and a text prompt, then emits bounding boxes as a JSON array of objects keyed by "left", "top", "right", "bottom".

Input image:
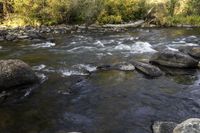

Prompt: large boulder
[
  {"left": 173, "top": 118, "right": 200, "bottom": 133},
  {"left": 132, "top": 61, "right": 163, "bottom": 77},
  {"left": 153, "top": 121, "right": 177, "bottom": 133},
  {"left": 150, "top": 50, "right": 198, "bottom": 68},
  {"left": 179, "top": 46, "right": 200, "bottom": 59},
  {"left": 0, "top": 59, "right": 39, "bottom": 91}
]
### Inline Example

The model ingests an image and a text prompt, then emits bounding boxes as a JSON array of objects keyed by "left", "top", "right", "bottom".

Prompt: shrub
[
  {"left": 166, "top": 0, "right": 180, "bottom": 16},
  {"left": 13, "top": 0, "right": 72, "bottom": 25},
  {"left": 97, "top": 0, "right": 148, "bottom": 24},
  {"left": 164, "top": 15, "right": 200, "bottom": 26},
  {"left": 68, "top": 0, "right": 105, "bottom": 24},
  {"left": 186, "top": 0, "right": 200, "bottom": 15}
]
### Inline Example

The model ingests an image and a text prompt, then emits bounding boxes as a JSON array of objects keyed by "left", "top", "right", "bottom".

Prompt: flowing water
[{"left": 0, "top": 28, "right": 200, "bottom": 133}]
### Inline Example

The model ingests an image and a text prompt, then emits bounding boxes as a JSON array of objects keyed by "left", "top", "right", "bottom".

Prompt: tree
[
  {"left": 167, "top": 0, "right": 179, "bottom": 16},
  {"left": 187, "top": 0, "right": 200, "bottom": 15}
]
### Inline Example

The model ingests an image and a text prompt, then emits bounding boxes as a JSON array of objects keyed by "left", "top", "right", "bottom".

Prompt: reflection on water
[{"left": 0, "top": 28, "right": 200, "bottom": 133}]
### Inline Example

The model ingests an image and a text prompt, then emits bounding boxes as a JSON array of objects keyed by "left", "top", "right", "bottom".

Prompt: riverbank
[{"left": 1, "top": 20, "right": 200, "bottom": 43}]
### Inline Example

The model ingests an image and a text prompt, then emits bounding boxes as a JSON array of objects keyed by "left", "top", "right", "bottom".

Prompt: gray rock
[
  {"left": 179, "top": 46, "right": 200, "bottom": 59},
  {"left": 188, "top": 46, "right": 200, "bottom": 58},
  {"left": 153, "top": 121, "right": 177, "bottom": 133},
  {"left": 97, "top": 64, "right": 112, "bottom": 71},
  {"left": 112, "top": 62, "right": 135, "bottom": 71},
  {"left": 31, "top": 39, "right": 44, "bottom": 44},
  {"left": 132, "top": 61, "right": 163, "bottom": 77},
  {"left": 97, "top": 62, "right": 135, "bottom": 71},
  {"left": 0, "top": 30, "right": 7, "bottom": 36},
  {"left": 17, "top": 35, "right": 29, "bottom": 39},
  {"left": 0, "top": 59, "right": 39, "bottom": 91},
  {"left": 28, "top": 32, "right": 45, "bottom": 40},
  {"left": 0, "top": 36, "right": 4, "bottom": 41},
  {"left": 173, "top": 118, "right": 200, "bottom": 133},
  {"left": 178, "top": 46, "right": 191, "bottom": 55},
  {"left": 5, "top": 34, "right": 16, "bottom": 41},
  {"left": 47, "top": 37, "right": 55, "bottom": 43},
  {"left": 159, "top": 66, "right": 196, "bottom": 76},
  {"left": 150, "top": 50, "right": 198, "bottom": 68}
]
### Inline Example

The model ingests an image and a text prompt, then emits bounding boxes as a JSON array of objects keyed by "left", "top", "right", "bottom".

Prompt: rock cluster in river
[
  {"left": 153, "top": 118, "right": 200, "bottom": 133},
  {"left": 0, "top": 28, "right": 55, "bottom": 43},
  {"left": 97, "top": 46, "right": 200, "bottom": 77},
  {"left": 0, "top": 59, "right": 39, "bottom": 91},
  {"left": 150, "top": 50, "right": 199, "bottom": 68},
  {"left": 0, "top": 24, "right": 129, "bottom": 42}
]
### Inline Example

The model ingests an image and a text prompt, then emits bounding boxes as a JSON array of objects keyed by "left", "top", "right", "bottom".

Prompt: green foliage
[
  {"left": 166, "top": 0, "right": 179, "bottom": 16},
  {"left": 1, "top": 0, "right": 200, "bottom": 26},
  {"left": 186, "top": 0, "right": 200, "bottom": 15},
  {"left": 97, "top": 0, "right": 148, "bottom": 24},
  {"left": 11, "top": 0, "right": 105, "bottom": 25},
  {"left": 164, "top": 15, "right": 200, "bottom": 26},
  {"left": 68, "top": 0, "right": 105, "bottom": 24},
  {"left": 13, "top": 0, "right": 72, "bottom": 25}
]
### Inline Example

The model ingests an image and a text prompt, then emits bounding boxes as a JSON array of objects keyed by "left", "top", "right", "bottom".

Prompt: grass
[{"left": 164, "top": 15, "right": 200, "bottom": 26}]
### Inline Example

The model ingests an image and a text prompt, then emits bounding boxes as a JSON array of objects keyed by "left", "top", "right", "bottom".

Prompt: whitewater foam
[
  {"left": 36, "top": 73, "right": 48, "bottom": 83},
  {"left": 32, "top": 64, "right": 46, "bottom": 71},
  {"left": 94, "top": 40, "right": 105, "bottom": 47},
  {"left": 32, "top": 42, "right": 56, "bottom": 48},
  {"left": 67, "top": 46, "right": 97, "bottom": 52},
  {"left": 73, "top": 64, "right": 97, "bottom": 72},
  {"left": 61, "top": 70, "right": 89, "bottom": 77},
  {"left": 166, "top": 46, "right": 179, "bottom": 52},
  {"left": 114, "top": 41, "right": 157, "bottom": 53}
]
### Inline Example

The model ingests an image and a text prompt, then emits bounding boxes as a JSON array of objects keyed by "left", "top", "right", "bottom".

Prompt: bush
[
  {"left": 186, "top": 0, "right": 200, "bottom": 15},
  {"left": 164, "top": 15, "right": 200, "bottom": 26},
  {"left": 97, "top": 0, "right": 148, "bottom": 24},
  {"left": 12, "top": 0, "right": 104, "bottom": 25},
  {"left": 68, "top": 0, "right": 105, "bottom": 24},
  {"left": 166, "top": 0, "right": 180, "bottom": 16},
  {"left": 13, "top": 0, "right": 72, "bottom": 25}
]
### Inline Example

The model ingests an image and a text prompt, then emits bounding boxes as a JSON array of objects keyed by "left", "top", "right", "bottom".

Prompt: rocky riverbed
[{"left": 0, "top": 28, "right": 200, "bottom": 133}]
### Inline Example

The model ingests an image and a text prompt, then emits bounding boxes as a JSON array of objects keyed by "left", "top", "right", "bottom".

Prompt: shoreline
[{"left": 0, "top": 22, "right": 200, "bottom": 42}]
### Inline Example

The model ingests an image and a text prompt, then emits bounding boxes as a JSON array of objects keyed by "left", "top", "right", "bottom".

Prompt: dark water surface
[{"left": 0, "top": 28, "right": 200, "bottom": 133}]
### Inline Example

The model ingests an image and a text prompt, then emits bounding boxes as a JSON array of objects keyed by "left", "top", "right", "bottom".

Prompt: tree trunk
[{"left": 3, "top": 0, "right": 8, "bottom": 18}]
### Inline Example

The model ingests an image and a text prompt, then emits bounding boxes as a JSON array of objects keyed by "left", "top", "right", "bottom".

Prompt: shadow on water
[{"left": 0, "top": 28, "right": 200, "bottom": 133}]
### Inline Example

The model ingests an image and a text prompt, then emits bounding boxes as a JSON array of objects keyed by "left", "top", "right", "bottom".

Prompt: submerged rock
[
  {"left": 173, "top": 118, "right": 200, "bottom": 133},
  {"left": 150, "top": 50, "right": 198, "bottom": 68},
  {"left": 97, "top": 64, "right": 112, "bottom": 71},
  {"left": 112, "top": 62, "right": 135, "bottom": 71},
  {"left": 28, "top": 32, "right": 45, "bottom": 40},
  {"left": 97, "top": 62, "right": 135, "bottom": 71},
  {"left": 159, "top": 66, "right": 197, "bottom": 76},
  {"left": 153, "top": 121, "right": 177, "bottom": 133},
  {"left": 0, "top": 59, "right": 39, "bottom": 91},
  {"left": 5, "top": 34, "right": 17, "bottom": 41},
  {"left": 0, "top": 36, "right": 4, "bottom": 41},
  {"left": 132, "top": 61, "right": 163, "bottom": 77},
  {"left": 188, "top": 46, "right": 200, "bottom": 59},
  {"left": 31, "top": 39, "right": 44, "bottom": 44}
]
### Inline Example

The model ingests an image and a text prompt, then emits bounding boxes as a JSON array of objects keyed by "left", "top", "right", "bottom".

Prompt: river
[{"left": 0, "top": 28, "right": 200, "bottom": 133}]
